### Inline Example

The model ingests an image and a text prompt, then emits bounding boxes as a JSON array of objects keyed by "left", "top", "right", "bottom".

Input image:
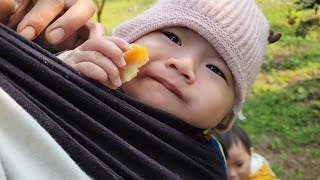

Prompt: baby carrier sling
[{"left": 0, "top": 24, "right": 227, "bottom": 180}]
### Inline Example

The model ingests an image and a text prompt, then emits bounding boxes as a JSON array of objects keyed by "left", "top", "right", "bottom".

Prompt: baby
[
  {"left": 216, "top": 124, "right": 277, "bottom": 180},
  {"left": 59, "top": 0, "right": 270, "bottom": 133}
]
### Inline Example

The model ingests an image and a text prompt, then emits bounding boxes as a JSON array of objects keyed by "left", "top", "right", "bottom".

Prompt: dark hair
[{"left": 216, "top": 124, "right": 251, "bottom": 158}]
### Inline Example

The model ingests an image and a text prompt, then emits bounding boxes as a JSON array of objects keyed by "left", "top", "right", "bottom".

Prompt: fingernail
[
  {"left": 19, "top": 26, "right": 36, "bottom": 40},
  {"left": 49, "top": 28, "right": 65, "bottom": 44},
  {"left": 119, "top": 57, "right": 126, "bottom": 68}
]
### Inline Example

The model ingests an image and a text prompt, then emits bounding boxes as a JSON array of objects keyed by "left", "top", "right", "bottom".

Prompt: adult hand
[
  {"left": 34, "top": 20, "right": 106, "bottom": 53},
  {"left": 4, "top": 0, "right": 96, "bottom": 45}
]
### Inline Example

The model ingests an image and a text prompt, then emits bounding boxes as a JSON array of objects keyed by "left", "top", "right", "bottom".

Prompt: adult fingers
[
  {"left": 45, "top": 0, "right": 96, "bottom": 44},
  {"left": 15, "top": 0, "right": 64, "bottom": 40},
  {"left": 8, "top": 0, "right": 34, "bottom": 29},
  {"left": 86, "top": 20, "right": 106, "bottom": 39},
  {"left": 0, "top": 0, "right": 16, "bottom": 24},
  {"left": 73, "top": 20, "right": 106, "bottom": 48}
]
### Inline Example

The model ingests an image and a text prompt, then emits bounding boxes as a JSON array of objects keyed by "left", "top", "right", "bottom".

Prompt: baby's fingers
[
  {"left": 75, "top": 62, "right": 110, "bottom": 86},
  {"left": 78, "top": 37, "right": 130, "bottom": 68},
  {"left": 104, "top": 36, "right": 131, "bottom": 52},
  {"left": 66, "top": 50, "right": 121, "bottom": 88}
]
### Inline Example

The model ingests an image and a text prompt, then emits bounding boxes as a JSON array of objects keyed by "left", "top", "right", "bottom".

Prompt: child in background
[
  {"left": 216, "top": 124, "right": 277, "bottom": 180},
  {"left": 58, "top": 0, "right": 275, "bottom": 177}
]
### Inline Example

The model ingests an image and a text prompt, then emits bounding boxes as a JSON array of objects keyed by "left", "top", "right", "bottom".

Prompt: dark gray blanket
[{"left": 0, "top": 24, "right": 227, "bottom": 180}]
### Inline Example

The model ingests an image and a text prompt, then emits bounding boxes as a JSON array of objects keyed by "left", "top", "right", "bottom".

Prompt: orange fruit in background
[{"left": 288, "top": 18, "right": 296, "bottom": 25}]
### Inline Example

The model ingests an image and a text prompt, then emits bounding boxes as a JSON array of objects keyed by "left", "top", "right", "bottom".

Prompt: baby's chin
[{"left": 122, "top": 81, "right": 218, "bottom": 130}]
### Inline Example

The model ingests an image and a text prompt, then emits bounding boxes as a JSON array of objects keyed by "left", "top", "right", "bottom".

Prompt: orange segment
[{"left": 124, "top": 44, "right": 149, "bottom": 64}]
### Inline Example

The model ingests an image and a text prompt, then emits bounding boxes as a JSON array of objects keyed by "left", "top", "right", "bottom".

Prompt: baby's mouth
[{"left": 151, "top": 76, "right": 183, "bottom": 99}]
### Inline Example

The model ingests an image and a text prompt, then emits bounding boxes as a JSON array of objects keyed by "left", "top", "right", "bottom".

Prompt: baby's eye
[
  {"left": 163, "top": 32, "right": 181, "bottom": 46},
  {"left": 236, "top": 162, "right": 243, "bottom": 168},
  {"left": 206, "top": 64, "right": 226, "bottom": 80}
]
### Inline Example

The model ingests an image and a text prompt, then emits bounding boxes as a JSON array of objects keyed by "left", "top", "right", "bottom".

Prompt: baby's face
[
  {"left": 226, "top": 142, "right": 251, "bottom": 180},
  {"left": 122, "top": 27, "right": 235, "bottom": 129}
]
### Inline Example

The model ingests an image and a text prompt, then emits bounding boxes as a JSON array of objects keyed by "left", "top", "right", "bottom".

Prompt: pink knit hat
[{"left": 113, "top": 0, "right": 269, "bottom": 124}]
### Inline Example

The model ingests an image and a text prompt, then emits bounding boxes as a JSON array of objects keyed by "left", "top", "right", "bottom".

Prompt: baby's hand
[{"left": 63, "top": 37, "right": 131, "bottom": 88}]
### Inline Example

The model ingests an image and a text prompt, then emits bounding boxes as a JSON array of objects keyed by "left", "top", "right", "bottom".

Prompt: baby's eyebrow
[
  {"left": 208, "top": 55, "right": 227, "bottom": 66},
  {"left": 207, "top": 47, "right": 223, "bottom": 60}
]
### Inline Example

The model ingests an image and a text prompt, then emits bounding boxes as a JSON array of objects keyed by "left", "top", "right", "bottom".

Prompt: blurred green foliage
[{"left": 295, "top": 0, "right": 320, "bottom": 13}]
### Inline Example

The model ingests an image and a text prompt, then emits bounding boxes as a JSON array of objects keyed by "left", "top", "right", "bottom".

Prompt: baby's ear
[
  {"left": 250, "top": 147, "right": 255, "bottom": 155},
  {"left": 214, "top": 112, "right": 235, "bottom": 134}
]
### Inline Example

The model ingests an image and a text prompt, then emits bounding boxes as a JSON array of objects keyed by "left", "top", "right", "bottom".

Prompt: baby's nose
[{"left": 166, "top": 58, "right": 196, "bottom": 84}]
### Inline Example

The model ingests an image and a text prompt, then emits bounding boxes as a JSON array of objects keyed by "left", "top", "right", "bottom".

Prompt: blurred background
[{"left": 92, "top": 0, "right": 320, "bottom": 179}]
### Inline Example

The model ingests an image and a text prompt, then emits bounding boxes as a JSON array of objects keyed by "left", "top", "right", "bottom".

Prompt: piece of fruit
[
  {"left": 288, "top": 18, "right": 296, "bottom": 25},
  {"left": 120, "top": 44, "right": 149, "bottom": 83}
]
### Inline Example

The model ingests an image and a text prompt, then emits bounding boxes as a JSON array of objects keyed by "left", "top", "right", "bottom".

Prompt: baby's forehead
[{"left": 229, "top": 138, "right": 250, "bottom": 152}]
